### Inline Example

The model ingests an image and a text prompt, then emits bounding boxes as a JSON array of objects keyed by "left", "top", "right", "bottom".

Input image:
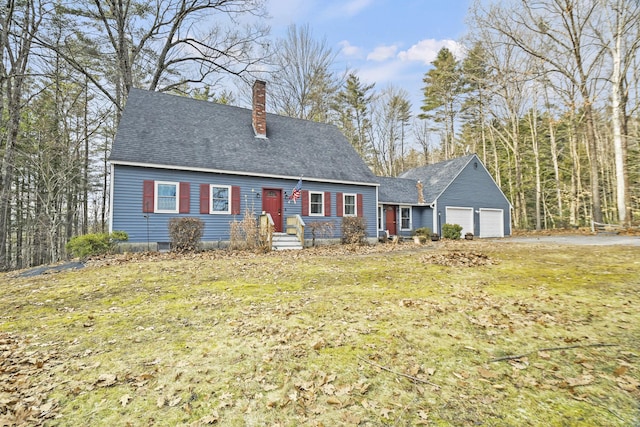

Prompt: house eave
[
  {"left": 110, "top": 160, "right": 380, "bottom": 187},
  {"left": 378, "top": 200, "right": 434, "bottom": 207}
]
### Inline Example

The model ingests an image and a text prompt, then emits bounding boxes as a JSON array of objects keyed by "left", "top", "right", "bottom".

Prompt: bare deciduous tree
[{"left": 269, "top": 23, "right": 343, "bottom": 122}]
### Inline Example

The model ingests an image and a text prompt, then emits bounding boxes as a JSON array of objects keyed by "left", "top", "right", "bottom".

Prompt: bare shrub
[
  {"left": 229, "top": 209, "right": 261, "bottom": 250},
  {"left": 341, "top": 217, "right": 367, "bottom": 245},
  {"left": 308, "top": 221, "right": 335, "bottom": 246},
  {"left": 168, "top": 217, "right": 204, "bottom": 253}
]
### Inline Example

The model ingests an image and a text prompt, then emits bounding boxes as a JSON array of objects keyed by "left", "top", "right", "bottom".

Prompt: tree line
[{"left": 1, "top": 0, "right": 638, "bottom": 271}]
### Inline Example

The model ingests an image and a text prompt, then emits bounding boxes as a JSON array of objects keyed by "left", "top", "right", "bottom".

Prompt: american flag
[{"left": 288, "top": 178, "right": 302, "bottom": 203}]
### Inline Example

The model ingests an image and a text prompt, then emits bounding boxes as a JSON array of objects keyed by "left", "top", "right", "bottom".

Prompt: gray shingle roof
[
  {"left": 376, "top": 176, "right": 423, "bottom": 204},
  {"left": 376, "top": 154, "right": 476, "bottom": 205},
  {"left": 398, "top": 154, "right": 475, "bottom": 203},
  {"left": 110, "top": 88, "right": 377, "bottom": 185}
]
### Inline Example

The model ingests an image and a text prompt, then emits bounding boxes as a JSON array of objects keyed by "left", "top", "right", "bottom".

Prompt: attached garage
[
  {"left": 385, "top": 154, "right": 512, "bottom": 239},
  {"left": 479, "top": 208, "right": 504, "bottom": 238},
  {"left": 445, "top": 206, "right": 474, "bottom": 236}
]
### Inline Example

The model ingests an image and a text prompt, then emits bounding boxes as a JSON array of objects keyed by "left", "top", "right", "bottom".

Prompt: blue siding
[
  {"left": 378, "top": 205, "right": 434, "bottom": 238},
  {"left": 412, "top": 208, "right": 434, "bottom": 234},
  {"left": 435, "top": 160, "right": 511, "bottom": 236},
  {"left": 111, "top": 165, "right": 378, "bottom": 243}
]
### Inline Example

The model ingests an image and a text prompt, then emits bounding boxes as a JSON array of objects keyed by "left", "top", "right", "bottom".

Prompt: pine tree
[{"left": 419, "top": 47, "right": 463, "bottom": 159}]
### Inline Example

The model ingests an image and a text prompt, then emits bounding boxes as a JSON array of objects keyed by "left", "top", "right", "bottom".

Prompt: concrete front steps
[{"left": 272, "top": 232, "right": 303, "bottom": 250}]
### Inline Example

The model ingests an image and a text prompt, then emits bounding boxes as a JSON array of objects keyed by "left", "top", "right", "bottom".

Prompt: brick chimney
[{"left": 252, "top": 80, "right": 267, "bottom": 138}]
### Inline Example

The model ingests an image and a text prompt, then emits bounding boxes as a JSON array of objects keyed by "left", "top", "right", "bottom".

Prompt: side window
[
  {"left": 310, "top": 192, "right": 324, "bottom": 216},
  {"left": 210, "top": 185, "right": 231, "bottom": 214},
  {"left": 155, "top": 181, "right": 179, "bottom": 213},
  {"left": 343, "top": 194, "right": 356, "bottom": 216},
  {"left": 400, "top": 206, "right": 411, "bottom": 230},
  {"left": 378, "top": 205, "right": 383, "bottom": 230}
]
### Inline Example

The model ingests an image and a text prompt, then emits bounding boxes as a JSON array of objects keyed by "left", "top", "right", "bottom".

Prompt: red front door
[
  {"left": 385, "top": 205, "right": 397, "bottom": 235},
  {"left": 262, "top": 188, "right": 283, "bottom": 232}
]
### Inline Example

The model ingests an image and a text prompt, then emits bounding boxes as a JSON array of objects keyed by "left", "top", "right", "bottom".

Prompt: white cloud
[
  {"left": 398, "top": 39, "right": 465, "bottom": 65},
  {"left": 357, "top": 60, "right": 413, "bottom": 87},
  {"left": 338, "top": 40, "right": 362, "bottom": 57},
  {"left": 367, "top": 44, "right": 398, "bottom": 62}
]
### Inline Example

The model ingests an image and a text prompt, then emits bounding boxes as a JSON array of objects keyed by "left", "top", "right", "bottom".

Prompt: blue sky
[{"left": 266, "top": 0, "right": 472, "bottom": 113}]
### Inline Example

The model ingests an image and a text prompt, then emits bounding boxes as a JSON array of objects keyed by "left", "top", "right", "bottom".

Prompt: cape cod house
[
  {"left": 109, "top": 82, "right": 511, "bottom": 249},
  {"left": 109, "top": 82, "right": 379, "bottom": 250},
  {"left": 376, "top": 154, "right": 512, "bottom": 239}
]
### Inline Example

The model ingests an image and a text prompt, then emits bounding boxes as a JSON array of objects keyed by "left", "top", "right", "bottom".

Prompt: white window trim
[
  {"left": 210, "top": 184, "right": 232, "bottom": 214},
  {"left": 309, "top": 191, "right": 324, "bottom": 216},
  {"left": 155, "top": 181, "right": 179, "bottom": 213},
  {"left": 377, "top": 205, "right": 384, "bottom": 230},
  {"left": 343, "top": 193, "right": 357, "bottom": 217},
  {"left": 400, "top": 206, "right": 412, "bottom": 231}
]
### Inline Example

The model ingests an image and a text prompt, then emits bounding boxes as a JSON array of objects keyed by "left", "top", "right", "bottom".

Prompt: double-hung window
[
  {"left": 400, "top": 206, "right": 412, "bottom": 230},
  {"left": 210, "top": 185, "right": 231, "bottom": 214},
  {"left": 309, "top": 192, "right": 324, "bottom": 216},
  {"left": 343, "top": 194, "right": 356, "bottom": 216},
  {"left": 155, "top": 181, "right": 179, "bottom": 213}
]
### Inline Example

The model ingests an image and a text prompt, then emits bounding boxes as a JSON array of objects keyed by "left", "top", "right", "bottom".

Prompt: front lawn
[{"left": 1, "top": 241, "right": 638, "bottom": 426}]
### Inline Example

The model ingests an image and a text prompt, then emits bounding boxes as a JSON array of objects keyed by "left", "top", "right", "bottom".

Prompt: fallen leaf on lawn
[
  {"left": 335, "top": 384, "right": 353, "bottom": 396},
  {"left": 326, "top": 396, "right": 341, "bottom": 405},
  {"left": 312, "top": 339, "right": 326, "bottom": 350},
  {"left": 614, "top": 366, "right": 628, "bottom": 377},
  {"left": 262, "top": 384, "right": 278, "bottom": 391},
  {"left": 120, "top": 394, "right": 131, "bottom": 407},
  {"left": 194, "top": 411, "right": 219, "bottom": 426},
  {"left": 565, "top": 374, "right": 595, "bottom": 387},
  {"left": 453, "top": 371, "right": 470, "bottom": 380},
  {"left": 509, "top": 360, "right": 529, "bottom": 370},
  {"left": 478, "top": 367, "right": 499, "bottom": 379},
  {"left": 168, "top": 396, "right": 182, "bottom": 407},
  {"left": 96, "top": 374, "right": 117, "bottom": 387},
  {"left": 266, "top": 399, "right": 279, "bottom": 408},
  {"left": 380, "top": 407, "right": 393, "bottom": 418},
  {"left": 426, "top": 367, "right": 436, "bottom": 376},
  {"left": 342, "top": 412, "right": 361, "bottom": 424},
  {"left": 493, "top": 384, "right": 506, "bottom": 390},
  {"left": 157, "top": 396, "right": 166, "bottom": 408},
  {"left": 360, "top": 399, "right": 376, "bottom": 410},
  {"left": 616, "top": 375, "right": 640, "bottom": 392},
  {"left": 408, "top": 364, "right": 421, "bottom": 376},
  {"left": 322, "top": 384, "right": 336, "bottom": 395},
  {"left": 538, "top": 351, "right": 551, "bottom": 360}
]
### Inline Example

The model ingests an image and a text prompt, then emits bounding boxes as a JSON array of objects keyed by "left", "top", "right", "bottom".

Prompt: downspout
[{"left": 432, "top": 201, "right": 438, "bottom": 235}]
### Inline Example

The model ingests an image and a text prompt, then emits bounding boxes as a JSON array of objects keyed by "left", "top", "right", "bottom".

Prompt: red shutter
[
  {"left": 357, "top": 194, "right": 363, "bottom": 217},
  {"left": 336, "top": 192, "right": 343, "bottom": 217},
  {"left": 179, "top": 182, "right": 190, "bottom": 213},
  {"left": 301, "top": 190, "right": 309, "bottom": 216},
  {"left": 200, "top": 184, "right": 209, "bottom": 214},
  {"left": 143, "top": 180, "right": 154, "bottom": 212},
  {"left": 231, "top": 186, "right": 241, "bottom": 214},
  {"left": 324, "top": 192, "right": 331, "bottom": 216}
]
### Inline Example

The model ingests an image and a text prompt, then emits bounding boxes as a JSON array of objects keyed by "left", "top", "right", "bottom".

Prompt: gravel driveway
[{"left": 503, "top": 234, "right": 640, "bottom": 246}]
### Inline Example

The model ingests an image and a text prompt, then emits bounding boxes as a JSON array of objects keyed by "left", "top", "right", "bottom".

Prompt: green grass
[{"left": 1, "top": 241, "right": 639, "bottom": 426}]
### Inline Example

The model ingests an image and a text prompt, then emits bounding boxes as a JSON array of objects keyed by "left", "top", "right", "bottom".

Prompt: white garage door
[
  {"left": 479, "top": 208, "right": 504, "bottom": 238},
  {"left": 445, "top": 207, "right": 474, "bottom": 236}
]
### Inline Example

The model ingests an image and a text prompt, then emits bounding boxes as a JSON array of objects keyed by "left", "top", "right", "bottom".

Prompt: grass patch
[{"left": 1, "top": 242, "right": 639, "bottom": 426}]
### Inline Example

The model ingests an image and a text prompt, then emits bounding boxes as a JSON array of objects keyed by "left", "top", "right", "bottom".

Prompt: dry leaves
[
  {"left": 0, "top": 333, "right": 59, "bottom": 426},
  {"left": 420, "top": 251, "right": 494, "bottom": 267}
]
